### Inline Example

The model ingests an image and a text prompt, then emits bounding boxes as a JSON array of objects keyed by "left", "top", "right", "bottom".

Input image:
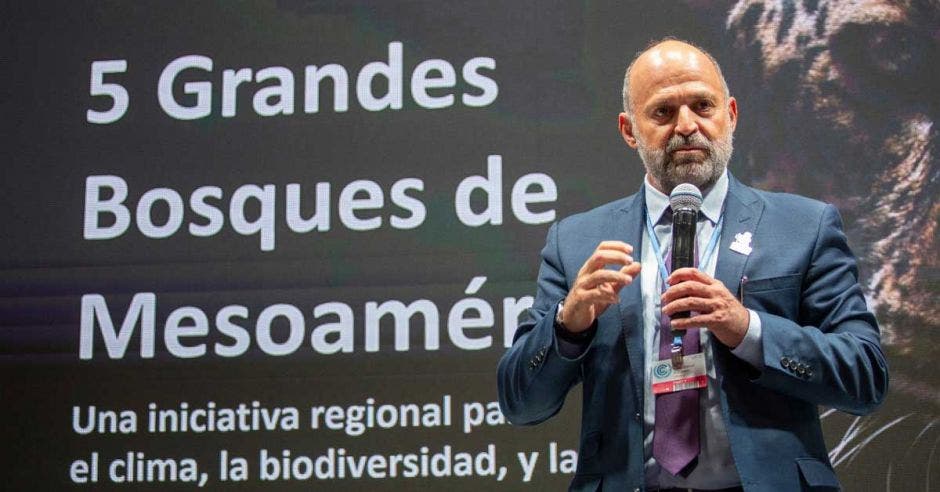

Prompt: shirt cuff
[{"left": 730, "top": 309, "right": 764, "bottom": 369}]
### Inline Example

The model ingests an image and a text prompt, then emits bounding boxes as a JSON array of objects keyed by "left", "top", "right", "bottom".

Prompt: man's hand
[
  {"left": 661, "top": 268, "right": 750, "bottom": 347},
  {"left": 561, "top": 241, "right": 643, "bottom": 333}
]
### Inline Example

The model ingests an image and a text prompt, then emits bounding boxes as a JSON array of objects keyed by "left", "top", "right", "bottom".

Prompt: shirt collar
[{"left": 644, "top": 169, "right": 728, "bottom": 225}]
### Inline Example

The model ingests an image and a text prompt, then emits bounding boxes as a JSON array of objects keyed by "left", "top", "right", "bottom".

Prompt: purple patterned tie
[{"left": 653, "top": 246, "right": 701, "bottom": 476}]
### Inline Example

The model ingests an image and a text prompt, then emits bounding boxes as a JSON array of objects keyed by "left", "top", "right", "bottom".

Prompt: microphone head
[{"left": 669, "top": 183, "right": 703, "bottom": 213}]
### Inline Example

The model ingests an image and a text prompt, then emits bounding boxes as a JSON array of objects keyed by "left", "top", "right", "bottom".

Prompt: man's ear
[
  {"left": 728, "top": 97, "right": 738, "bottom": 131},
  {"left": 619, "top": 113, "right": 638, "bottom": 149}
]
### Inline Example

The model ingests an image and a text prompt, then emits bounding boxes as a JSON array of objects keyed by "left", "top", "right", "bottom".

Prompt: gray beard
[{"left": 637, "top": 131, "right": 733, "bottom": 194}]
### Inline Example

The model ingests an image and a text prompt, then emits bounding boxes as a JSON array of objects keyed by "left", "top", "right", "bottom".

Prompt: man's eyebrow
[{"left": 645, "top": 91, "right": 719, "bottom": 110}]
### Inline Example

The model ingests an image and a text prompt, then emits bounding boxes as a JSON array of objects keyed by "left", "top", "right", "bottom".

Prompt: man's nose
[{"left": 674, "top": 105, "right": 698, "bottom": 137}]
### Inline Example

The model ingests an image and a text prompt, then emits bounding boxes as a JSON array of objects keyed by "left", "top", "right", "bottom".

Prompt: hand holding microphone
[{"left": 661, "top": 183, "right": 749, "bottom": 348}]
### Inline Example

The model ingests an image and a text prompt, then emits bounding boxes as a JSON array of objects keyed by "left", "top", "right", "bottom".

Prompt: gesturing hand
[
  {"left": 560, "top": 241, "right": 643, "bottom": 333},
  {"left": 661, "top": 268, "right": 750, "bottom": 348}
]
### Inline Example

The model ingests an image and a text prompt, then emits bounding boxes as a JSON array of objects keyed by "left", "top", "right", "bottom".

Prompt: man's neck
[{"left": 646, "top": 175, "right": 717, "bottom": 197}]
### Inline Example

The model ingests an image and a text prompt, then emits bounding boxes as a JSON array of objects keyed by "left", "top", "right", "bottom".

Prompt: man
[{"left": 497, "top": 39, "right": 888, "bottom": 491}]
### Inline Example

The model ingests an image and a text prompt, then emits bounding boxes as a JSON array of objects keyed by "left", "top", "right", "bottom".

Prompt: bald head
[{"left": 622, "top": 39, "right": 730, "bottom": 117}]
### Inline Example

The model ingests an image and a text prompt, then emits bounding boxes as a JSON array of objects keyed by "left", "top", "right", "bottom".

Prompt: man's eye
[
  {"left": 696, "top": 101, "right": 714, "bottom": 111},
  {"left": 653, "top": 107, "right": 669, "bottom": 117}
]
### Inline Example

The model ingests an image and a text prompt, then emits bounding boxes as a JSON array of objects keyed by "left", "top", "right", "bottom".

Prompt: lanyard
[
  {"left": 645, "top": 206, "right": 724, "bottom": 360},
  {"left": 644, "top": 208, "right": 723, "bottom": 286}
]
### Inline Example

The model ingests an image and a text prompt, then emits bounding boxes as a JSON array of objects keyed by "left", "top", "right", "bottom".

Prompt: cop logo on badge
[{"left": 653, "top": 362, "right": 672, "bottom": 379}]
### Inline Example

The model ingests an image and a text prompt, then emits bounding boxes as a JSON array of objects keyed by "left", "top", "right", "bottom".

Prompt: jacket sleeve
[
  {"left": 751, "top": 204, "right": 889, "bottom": 415},
  {"left": 497, "top": 222, "right": 593, "bottom": 425}
]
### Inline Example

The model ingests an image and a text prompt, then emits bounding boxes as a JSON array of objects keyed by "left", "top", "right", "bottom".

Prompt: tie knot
[
  {"left": 663, "top": 207, "right": 709, "bottom": 226},
  {"left": 659, "top": 207, "right": 673, "bottom": 225}
]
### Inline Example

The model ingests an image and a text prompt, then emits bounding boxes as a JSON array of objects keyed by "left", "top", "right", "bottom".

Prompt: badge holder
[{"left": 670, "top": 335, "right": 684, "bottom": 369}]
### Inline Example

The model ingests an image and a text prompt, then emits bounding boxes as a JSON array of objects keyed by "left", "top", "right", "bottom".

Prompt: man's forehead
[
  {"left": 645, "top": 45, "right": 706, "bottom": 71},
  {"left": 634, "top": 43, "right": 715, "bottom": 82},
  {"left": 630, "top": 43, "right": 722, "bottom": 101}
]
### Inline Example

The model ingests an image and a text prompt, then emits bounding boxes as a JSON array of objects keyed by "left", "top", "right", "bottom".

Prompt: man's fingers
[
  {"left": 661, "top": 280, "right": 712, "bottom": 304},
  {"left": 620, "top": 262, "right": 642, "bottom": 277},
  {"left": 667, "top": 267, "right": 714, "bottom": 286},
  {"left": 587, "top": 251, "right": 633, "bottom": 271},
  {"left": 596, "top": 283, "right": 622, "bottom": 304},
  {"left": 596, "top": 241, "right": 634, "bottom": 255},
  {"left": 658, "top": 269, "right": 750, "bottom": 348},
  {"left": 566, "top": 242, "right": 640, "bottom": 331},
  {"left": 669, "top": 316, "right": 711, "bottom": 330},
  {"left": 671, "top": 311, "right": 732, "bottom": 329},
  {"left": 578, "top": 285, "right": 620, "bottom": 305},
  {"left": 662, "top": 296, "right": 719, "bottom": 317},
  {"left": 577, "top": 242, "right": 635, "bottom": 276},
  {"left": 580, "top": 269, "right": 635, "bottom": 290},
  {"left": 578, "top": 252, "right": 633, "bottom": 277}
]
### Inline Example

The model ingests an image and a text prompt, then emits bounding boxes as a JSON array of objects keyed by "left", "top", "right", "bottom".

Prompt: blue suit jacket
[{"left": 497, "top": 175, "right": 888, "bottom": 491}]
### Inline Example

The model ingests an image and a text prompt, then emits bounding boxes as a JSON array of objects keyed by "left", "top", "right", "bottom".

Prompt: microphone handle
[{"left": 670, "top": 208, "right": 697, "bottom": 322}]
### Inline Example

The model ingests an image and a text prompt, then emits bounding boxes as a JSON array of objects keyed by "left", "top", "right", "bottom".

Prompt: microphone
[{"left": 669, "top": 183, "right": 703, "bottom": 321}]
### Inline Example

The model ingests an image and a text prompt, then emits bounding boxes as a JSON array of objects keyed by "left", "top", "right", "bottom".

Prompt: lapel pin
[{"left": 729, "top": 231, "right": 753, "bottom": 255}]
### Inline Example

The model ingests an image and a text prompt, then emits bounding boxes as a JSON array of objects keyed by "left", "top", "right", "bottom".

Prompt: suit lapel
[
  {"left": 711, "top": 175, "right": 764, "bottom": 384},
  {"left": 714, "top": 175, "right": 764, "bottom": 300}
]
